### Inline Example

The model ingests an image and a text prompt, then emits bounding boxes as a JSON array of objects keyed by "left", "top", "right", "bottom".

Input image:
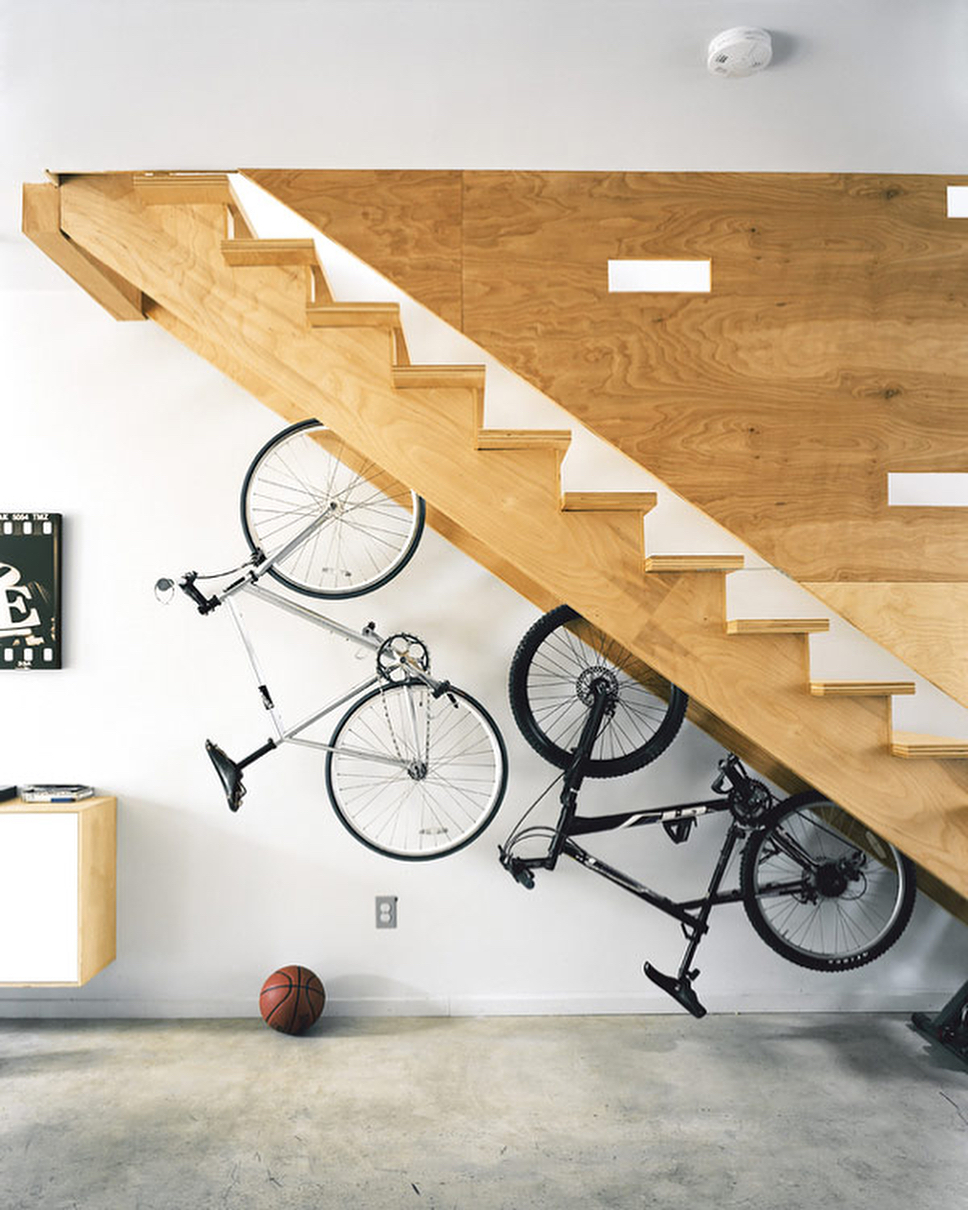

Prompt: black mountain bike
[{"left": 499, "top": 605, "right": 917, "bottom": 1017}]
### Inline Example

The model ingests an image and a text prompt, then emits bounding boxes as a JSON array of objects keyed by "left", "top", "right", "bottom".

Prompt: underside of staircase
[{"left": 24, "top": 171, "right": 968, "bottom": 913}]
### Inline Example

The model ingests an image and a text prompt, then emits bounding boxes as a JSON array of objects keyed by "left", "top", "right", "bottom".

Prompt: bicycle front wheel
[
  {"left": 508, "top": 605, "right": 688, "bottom": 778},
  {"left": 741, "top": 793, "right": 917, "bottom": 971},
  {"left": 240, "top": 418, "right": 426, "bottom": 598},
  {"left": 325, "top": 682, "right": 508, "bottom": 860}
]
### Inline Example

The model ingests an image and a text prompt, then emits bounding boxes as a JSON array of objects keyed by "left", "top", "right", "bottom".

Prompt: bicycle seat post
[{"left": 547, "top": 679, "right": 612, "bottom": 867}]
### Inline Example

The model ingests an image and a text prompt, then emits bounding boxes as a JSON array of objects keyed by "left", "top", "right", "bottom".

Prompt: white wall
[{"left": 1, "top": 0, "right": 966, "bottom": 1016}]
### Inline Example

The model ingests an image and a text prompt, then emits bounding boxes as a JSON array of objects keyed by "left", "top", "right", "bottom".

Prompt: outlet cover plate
[{"left": 375, "top": 895, "right": 398, "bottom": 929}]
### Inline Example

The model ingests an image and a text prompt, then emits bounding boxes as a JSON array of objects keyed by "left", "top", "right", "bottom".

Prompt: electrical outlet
[{"left": 375, "top": 895, "right": 398, "bottom": 929}]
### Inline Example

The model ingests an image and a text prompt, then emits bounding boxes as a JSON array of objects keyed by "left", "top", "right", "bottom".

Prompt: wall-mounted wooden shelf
[{"left": 0, "top": 796, "right": 116, "bottom": 987}]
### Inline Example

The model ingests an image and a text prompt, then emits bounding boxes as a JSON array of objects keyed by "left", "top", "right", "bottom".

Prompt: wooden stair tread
[
  {"left": 221, "top": 238, "right": 317, "bottom": 266},
  {"left": 393, "top": 365, "right": 486, "bottom": 391},
  {"left": 307, "top": 302, "right": 401, "bottom": 327},
  {"left": 476, "top": 429, "right": 572, "bottom": 451},
  {"left": 810, "top": 680, "right": 916, "bottom": 697},
  {"left": 726, "top": 618, "right": 830, "bottom": 635},
  {"left": 645, "top": 555, "right": 744, "bottom": 572},
  {"left": 561, "top": 491, "right": 657, "bottom": 513},
  {"left": 891, "top": 733, "right": 968, "bottom": 759},
  {"left": 133, "top": 173, "right": 233, "bottom": 204}
]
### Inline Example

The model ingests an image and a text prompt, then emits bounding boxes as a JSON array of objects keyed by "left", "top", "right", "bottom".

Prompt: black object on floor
[{"left": 912, "top": 978, "right": 968, "bottom": 1067}]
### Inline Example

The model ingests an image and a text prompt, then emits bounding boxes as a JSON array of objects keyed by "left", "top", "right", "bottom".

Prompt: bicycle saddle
[{"left": 206, "top": 740, "right": 245, "bottom": 813}]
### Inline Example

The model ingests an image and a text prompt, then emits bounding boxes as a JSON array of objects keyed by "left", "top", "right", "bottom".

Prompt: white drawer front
[{"left": 0, "top": 814, "right": 79, "bottom": 982}]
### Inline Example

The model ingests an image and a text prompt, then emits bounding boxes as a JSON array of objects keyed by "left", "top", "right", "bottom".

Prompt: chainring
[{"left": 377, "top": 632, "right": 431, "bottom": 683}]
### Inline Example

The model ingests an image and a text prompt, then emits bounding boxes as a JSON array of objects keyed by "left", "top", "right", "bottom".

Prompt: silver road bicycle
[{"left": 159, "top": 418, "right": 508, "bottom": 861}]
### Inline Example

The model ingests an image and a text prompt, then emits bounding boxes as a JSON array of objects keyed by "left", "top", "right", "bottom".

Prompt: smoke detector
[{"left": 707, "top": 27, "right": 773, "bottom": 77}]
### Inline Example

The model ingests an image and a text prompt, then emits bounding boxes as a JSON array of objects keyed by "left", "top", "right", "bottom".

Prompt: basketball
[{"left": 259, "top": 965, "right": 326, "bottom": 1035}]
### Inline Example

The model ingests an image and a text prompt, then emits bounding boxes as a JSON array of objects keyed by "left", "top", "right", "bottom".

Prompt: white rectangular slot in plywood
[
  {"left": 888, "top": 472, "right": 968, "bottom": 507},
  {"left": 607, "top": 259, "right": 711, "bottom": 293}
]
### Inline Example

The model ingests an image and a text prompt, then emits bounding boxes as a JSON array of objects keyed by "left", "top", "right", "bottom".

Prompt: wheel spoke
[
  {"left": 744, "top": 799, "right": 914, "bottom": 968},
  {"left": 243, "top": 422, "right": 424, "bottom": 598},
  {"left": 511, "top": 605, "right": 687, "bottom": 776},
  {"left": 327, "top": 684, "right": 506, "bottom": 859}
]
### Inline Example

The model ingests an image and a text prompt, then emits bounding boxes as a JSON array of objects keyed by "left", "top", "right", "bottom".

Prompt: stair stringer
[
  {"left": 144, "top": 296, "right": 812, "bottom": 811},
  {"left": 47, "top": 172, "right": 968, "bottom": 900}
]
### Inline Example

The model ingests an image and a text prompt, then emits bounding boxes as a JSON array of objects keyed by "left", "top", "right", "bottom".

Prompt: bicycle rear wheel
[
  {"left": 508, "top": 604, "right": 688, "bottom": 778},
  {"left": 740, "top": 793, "right": 916, "bottom": 971},
  {"left": 240, "top": 418, "right": 425, "bottom": 599},
  {"left": 325, "top": 682, "right": 508, "bottom": 860}
]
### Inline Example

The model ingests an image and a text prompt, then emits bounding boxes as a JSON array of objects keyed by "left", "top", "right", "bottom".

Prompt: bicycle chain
[{"left": 381, "top": 681, "right": 432, "bottom": 773}]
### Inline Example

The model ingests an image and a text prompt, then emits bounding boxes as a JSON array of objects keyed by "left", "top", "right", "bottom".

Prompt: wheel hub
[
  {"left": 576, "top": 666, "right": 619, "bottom": 712},
  {"left": 815, "top": 861, "right": 850, "bottom": 898}
]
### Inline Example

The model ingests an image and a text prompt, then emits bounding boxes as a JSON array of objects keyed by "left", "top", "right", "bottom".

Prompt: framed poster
[{"left": 0, "top": 513, "right": 62, "bottom": 669}]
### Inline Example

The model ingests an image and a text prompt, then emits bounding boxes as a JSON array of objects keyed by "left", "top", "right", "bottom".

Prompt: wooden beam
[{"left": 22, "top": 183, "right": 144, "bottom": 321}]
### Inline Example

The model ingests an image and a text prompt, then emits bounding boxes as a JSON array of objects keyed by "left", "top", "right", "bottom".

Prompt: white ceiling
[{"left": 3, "top": 0, "right": 967, "bottom": 290}]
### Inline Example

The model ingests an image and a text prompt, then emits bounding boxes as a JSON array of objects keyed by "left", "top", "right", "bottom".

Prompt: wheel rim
[
  {"left": 328, "top": 684, "right": 505, "bottom": 858},
  {"left": 524, "top": 615, "right": 680, "bottom": 766},
  {"left": 749, "top": 803, "right": 909, "bottom": 962},
  {"left": 244, "top": 423, "right": 423, "bottom": 597}
]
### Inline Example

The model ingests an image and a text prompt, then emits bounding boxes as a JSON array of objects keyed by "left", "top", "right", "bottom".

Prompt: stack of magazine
[{"left": 18, "top": 784, "right": 94, "bottom": 803}]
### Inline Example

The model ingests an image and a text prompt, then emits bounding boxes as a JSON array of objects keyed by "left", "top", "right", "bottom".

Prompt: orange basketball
[{"left": 259, "top": 965, "right": 325, "bottom": 1034}]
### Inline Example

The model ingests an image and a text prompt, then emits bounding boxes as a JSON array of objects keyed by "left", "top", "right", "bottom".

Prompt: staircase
[{"left": 24, "top": 171, "right": 968, "bottom": 904}]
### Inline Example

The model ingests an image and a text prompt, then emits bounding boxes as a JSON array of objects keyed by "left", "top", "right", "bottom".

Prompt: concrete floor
[{"left": 0, "top": 1014, "right": 965, "bottom": 1210}]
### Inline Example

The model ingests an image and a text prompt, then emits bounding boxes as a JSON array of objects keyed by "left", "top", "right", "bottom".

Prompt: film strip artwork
[{"left": 0, "top": 513, "right": 62, "bottom": 670}]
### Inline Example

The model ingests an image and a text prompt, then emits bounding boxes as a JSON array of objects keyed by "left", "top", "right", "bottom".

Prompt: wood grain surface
[
  {"left": 22, "top": 183, "right": 144, "bottom": 321},
  {"left": 245, "top": 169, "right": 463, "bottom": 327},
  {"left": 806, "top": 581, "right": 968, "bottom": 708},
  {"left": 251, "top": 170, "right": 968, "bottom": 584},
  {"left": 48, "top": 172, "right": 968, "bottom": 901}
]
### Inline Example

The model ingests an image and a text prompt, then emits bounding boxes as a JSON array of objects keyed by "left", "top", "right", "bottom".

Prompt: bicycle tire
[
  {"left": 325, "top": 681, "right": 508, "bottom": 860},
  {"left": 508, "top": 604, "right": 688, "bottom": 778},
  {"left": 240, "top": 418, "right": 426, "bottom": 599},
  {"left": 740, "top": 792, "right": 917, "bottom": 971}
]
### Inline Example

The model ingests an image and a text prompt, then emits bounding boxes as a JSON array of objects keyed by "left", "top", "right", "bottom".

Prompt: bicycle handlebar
[{"left": 179, "top": 572, "right": 220, "bottom": 615}]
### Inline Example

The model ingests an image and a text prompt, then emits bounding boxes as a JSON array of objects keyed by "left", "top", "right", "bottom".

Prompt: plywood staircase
[{"left": 24, "top": 172, "right": 968, "bottom": 906}]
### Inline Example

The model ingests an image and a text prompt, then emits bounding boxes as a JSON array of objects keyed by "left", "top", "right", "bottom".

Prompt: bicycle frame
[
  {"left": 179, "top": 512, "right": 448, "bottom": 772},
  {"left": 499, "top": 681, "right": 777, "bottom": 1017}
]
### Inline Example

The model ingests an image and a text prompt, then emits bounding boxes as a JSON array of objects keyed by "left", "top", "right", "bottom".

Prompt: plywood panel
[
  {"left": 460, "top": 171, "right": 968, "bottom": 583},
  {"left": 244, "top": 169, "right": 463, "bottom": 328},
  {"left": 254, "top": 169, "right": 968, "bottom": 583},
  {"left": 807, "top": 581, "right": 968, "bottom": 709}
]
